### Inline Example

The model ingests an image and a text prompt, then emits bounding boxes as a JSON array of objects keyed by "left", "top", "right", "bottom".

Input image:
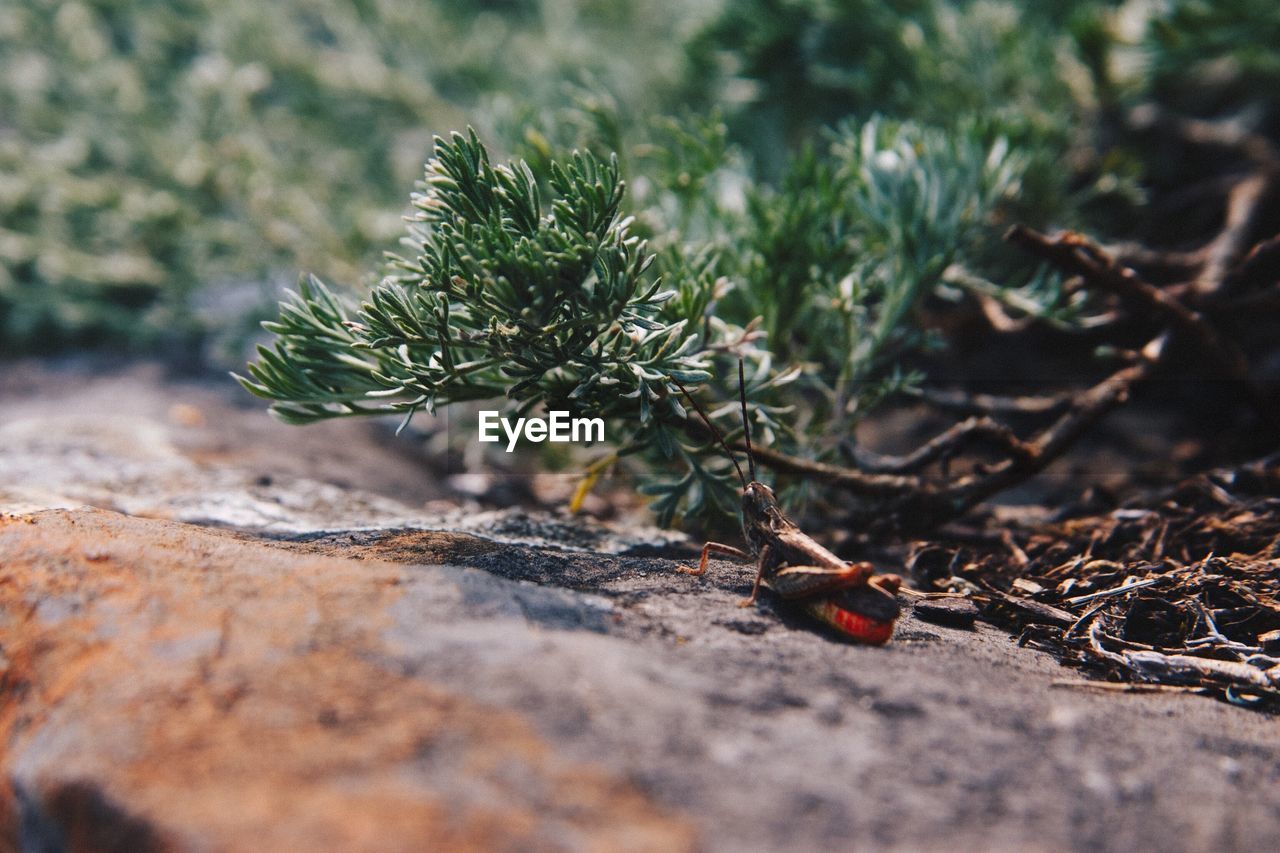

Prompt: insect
[{"left": 672, "top": 362, "right": 902, "bottom": 644}]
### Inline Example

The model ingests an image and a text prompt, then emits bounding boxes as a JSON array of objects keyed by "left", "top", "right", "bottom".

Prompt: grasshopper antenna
[
  {"left": 738, "top": 358, "right": 756, "bottom": 483},
  {"left": 669, "top": 376, "right": 747, "bottom": 488}
]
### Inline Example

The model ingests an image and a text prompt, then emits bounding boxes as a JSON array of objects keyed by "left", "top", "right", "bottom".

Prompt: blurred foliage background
[
  {"left": 2, "top": 0, "right": 1278, "bottom": 360},
  {"left": 0, "top": 0, "right": 713, "bottom": 354}
]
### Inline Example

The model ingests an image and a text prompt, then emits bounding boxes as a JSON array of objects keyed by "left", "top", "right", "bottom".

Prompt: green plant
[
  {"left": 681, "top": 1, "right": 1109, "bottom": 176},
  {"left": 241, "top": 118, "right": 1047, "bottom": 524},
  {"left": 239, "top": 0, "right": 1280, "bottom": 530},
  {"left": 1145, "top": 0, "right": 1280, "bottom": 119}
]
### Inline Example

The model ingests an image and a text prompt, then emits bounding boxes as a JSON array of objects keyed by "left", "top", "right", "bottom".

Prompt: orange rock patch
[{"left": 0, "top": 509, "right": 694, "bottom": 852}]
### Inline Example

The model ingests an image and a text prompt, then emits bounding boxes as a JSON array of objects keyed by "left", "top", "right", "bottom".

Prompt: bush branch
[{"left": 1005, "top": 224, "right": 1280, "bottom": 428}]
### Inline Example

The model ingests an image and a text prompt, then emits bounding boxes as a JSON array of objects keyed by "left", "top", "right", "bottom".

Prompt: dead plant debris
[{"left": 912, "top": 463, "right": 1280, "bottom": 710}]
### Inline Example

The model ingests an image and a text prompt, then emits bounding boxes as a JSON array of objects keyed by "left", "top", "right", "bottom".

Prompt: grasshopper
[{"left": 673, "top": 362, "right": 902, "bottom": 644}]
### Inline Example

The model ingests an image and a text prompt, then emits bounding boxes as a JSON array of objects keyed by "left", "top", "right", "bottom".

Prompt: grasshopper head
[
  {"left": 741, "top": 480, "right": 784, "bottom": 553},
  {"left": 741, "top": 481, "right": 779, "bottom": 520}
]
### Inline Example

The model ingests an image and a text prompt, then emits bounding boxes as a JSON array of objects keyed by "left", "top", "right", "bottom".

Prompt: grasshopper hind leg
[{"left": 767, "top": 561, "right": 878, "bottom": 599}]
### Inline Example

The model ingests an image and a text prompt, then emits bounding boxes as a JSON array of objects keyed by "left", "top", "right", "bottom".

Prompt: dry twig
[
  {"left": 848, "top": 416, "right": 1033, "bottom": 474},
  {"left": 1006, "top": 225, "right": 1280, "bottom": 428},
  {"left": 903, "top": 386, "right": 1072, "bottom": 418},
  {"left": 684, "top": 333, "right": 1165, "bottom": 531}
]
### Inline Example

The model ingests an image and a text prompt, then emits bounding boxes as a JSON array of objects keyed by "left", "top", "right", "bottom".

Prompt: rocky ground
[{"left": 2, "top": 359, "right": 1278, "bottom": 852}]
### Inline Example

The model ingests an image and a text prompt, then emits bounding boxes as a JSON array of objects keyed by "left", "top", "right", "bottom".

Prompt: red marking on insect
[{"left": 811, "top": 600, "right": 896, "bottom": 646}]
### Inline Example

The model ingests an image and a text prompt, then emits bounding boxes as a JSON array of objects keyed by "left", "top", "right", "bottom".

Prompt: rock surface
[
  {"left": 3, "top": 360, "right": 1280, "bottom": 852},
  {"left": 0, "top": 509, "right": 694, "bottom": 851},
  {"left": 0, "top": 359, "right": 682, "bottom": 553}
]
